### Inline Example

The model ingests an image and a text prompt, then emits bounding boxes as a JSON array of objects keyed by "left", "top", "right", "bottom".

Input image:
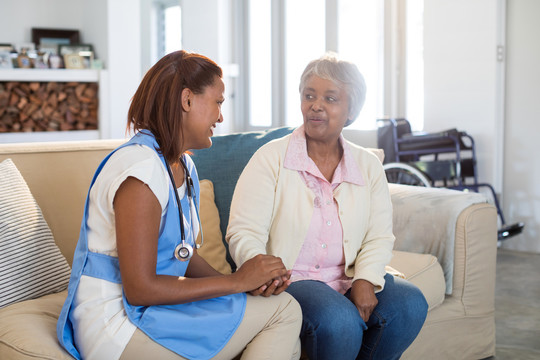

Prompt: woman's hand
[
  {"left": 248, "top": 271, "right": 292, "bottom": 297},
  {"left": 233, "top": 254, "right": 290, "bottom": 295},
  {"left": 350, "top": 279, "right": 378, "bottom": 322}
]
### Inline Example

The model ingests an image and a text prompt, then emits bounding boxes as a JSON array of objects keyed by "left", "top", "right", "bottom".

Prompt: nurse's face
[{"left": 182, "top": 76, "right": 225, "bottom": 150}]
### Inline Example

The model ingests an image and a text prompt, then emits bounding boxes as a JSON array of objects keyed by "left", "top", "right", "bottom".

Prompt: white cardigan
[{"left": 226, "top": 134, "right": 395, "bottom": 292}]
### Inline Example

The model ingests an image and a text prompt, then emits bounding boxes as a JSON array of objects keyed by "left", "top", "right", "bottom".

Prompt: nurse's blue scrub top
[{"left": 57, "top": 131, "right": 246, "bottom": 360}]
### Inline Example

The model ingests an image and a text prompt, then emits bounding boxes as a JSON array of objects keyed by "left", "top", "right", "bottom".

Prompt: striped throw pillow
[{"left": 0, "top": 159, "right": 71, "bottom": 308}]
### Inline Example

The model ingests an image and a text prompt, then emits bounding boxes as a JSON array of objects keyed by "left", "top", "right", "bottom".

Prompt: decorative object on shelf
[
  {"left": 34, "top": 52, "right": 50, "bottom": 69},
  {"left": 58, "top": 44, "right": 93, "bottom": 56},
  {"left": 0, "top": 51, "right": 13, "bottom": 69},
  {"left": 91, "top": 59, "right": 103, "bottom": 70},
  {"left": 59, "top": 44, "right": 94, "bottom": 69},
  {"left": 31, "top": 28, "right": 80, "bottom": 50},
  {"left": 64, "top": 54, "right": 84, "bottom": 69},
  {"left": 16, "top": 49, "right": 32, "bottom": 69},
  {"left": 48, "top": 54, "right": 63, "bottom": 69}
]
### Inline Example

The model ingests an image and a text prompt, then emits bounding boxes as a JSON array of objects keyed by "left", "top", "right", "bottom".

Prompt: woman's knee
[
  {"left": 381, "top": 277, "right": 428, "bottom": 330},
  {"left": 279, "top": 292, "right": 303, "bottom": 329},
  {"left": 403, "top": 284, "right": 428, "bottom": 328},
  {"left": 309, "top": 300, "right": 364, "bottom": 339}
]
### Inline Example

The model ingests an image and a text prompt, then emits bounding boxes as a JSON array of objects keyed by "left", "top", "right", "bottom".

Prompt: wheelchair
[{"left": 377, "top": 118, "right": 524, "bottom": 241}]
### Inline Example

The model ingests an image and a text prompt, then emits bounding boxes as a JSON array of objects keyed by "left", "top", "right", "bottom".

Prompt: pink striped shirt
[{"left": 284, "top": 126, "right": 365, "bottom": 294}]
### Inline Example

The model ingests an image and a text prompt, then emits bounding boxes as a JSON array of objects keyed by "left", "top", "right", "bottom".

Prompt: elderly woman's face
[{"left": 301, "top": 75, "right": 349, "bottom": 143}]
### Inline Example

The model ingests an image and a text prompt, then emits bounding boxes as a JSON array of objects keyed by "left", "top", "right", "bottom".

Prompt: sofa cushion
[
  {"left": 196, "top": 180, "right": 232, "bottom": 274},
  {"left": 0, "top": 159, "right": 71, "bottom": 309},
  {"left": 388, "top": 250, "right": 445, "bottom": 310},
  {"left": 192, "top": 127, "right": 295, "bottom": 268},
  {"left": 0, "top": 290, "right": 72, "bottom": 360}
]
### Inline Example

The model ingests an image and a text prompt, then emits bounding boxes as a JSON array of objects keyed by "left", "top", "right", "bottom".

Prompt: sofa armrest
[{"left": 388, "top": 184, "right": 495, "bottom": 295}]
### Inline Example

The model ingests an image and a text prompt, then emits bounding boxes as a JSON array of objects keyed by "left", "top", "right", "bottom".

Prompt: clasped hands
[
  {"left": 234, "top": 255, "right": 377, "bottom": 321},
  {"left": 234, "top": 254, "right": 291, "bottom": 297}
]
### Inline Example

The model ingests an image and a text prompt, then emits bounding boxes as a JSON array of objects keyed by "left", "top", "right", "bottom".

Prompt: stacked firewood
[{"left": 0, "top": 81, "right": 98, "bottom": 133}]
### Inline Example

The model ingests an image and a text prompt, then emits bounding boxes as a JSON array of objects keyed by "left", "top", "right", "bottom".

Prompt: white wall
[
  {"left": 502, "top": 0, "right": 540, "bottom": 253},
  {"left": 105, "top": 0, "right": 143, "bottom": 138},
  {"left": 0, "top": 0, "right": 83, "bottom": 45},
  {"left": 423, "top": 0, "right": 501, "bottom": 191},
  {"left": 424, "top": 0, "right": 539, "bottom": 253}
]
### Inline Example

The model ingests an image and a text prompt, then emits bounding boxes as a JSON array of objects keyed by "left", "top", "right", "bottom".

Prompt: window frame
[{"left": 237, "top": 0, "right": 411, "bottom": 132}]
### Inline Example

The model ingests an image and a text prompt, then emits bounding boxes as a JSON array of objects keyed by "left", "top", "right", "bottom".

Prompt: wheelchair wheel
[{"left": 383, "top": 163, "right": 432, "bottom": 187}]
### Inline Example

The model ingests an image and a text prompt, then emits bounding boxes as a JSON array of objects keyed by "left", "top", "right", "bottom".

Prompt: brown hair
[{"left": 127, "top": 50, "right": 223, "bottom": 163}]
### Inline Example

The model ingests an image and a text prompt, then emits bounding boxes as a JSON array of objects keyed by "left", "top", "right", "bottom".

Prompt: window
[
  {"left": 247, "top": 0, "right": 272, "bottom": 127},
  {"left": 152, "top": 1, "right": 425, "bottom": 133},
  {"left": 284, "top": 0, "right": 326, "bottom": 127},
  {"left": 243, "top": 0, "right": 419, "bottom": 131},
  {"left": 155, "top": 1, "right": 182, "bottom": 60},
  {"left": 337, "top": 0, "right": 384, "bottom": 130}
]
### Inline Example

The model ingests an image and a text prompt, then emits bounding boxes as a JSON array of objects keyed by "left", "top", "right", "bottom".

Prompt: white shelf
[
  {"left": 0, "top": 130, "right": 101, "bottom": 144},
  {"left": 0, "top": 69, "right": 101, "bottom": 82},
  {"left": 0, "top": 69, "right": 110, "bottom": 142}
]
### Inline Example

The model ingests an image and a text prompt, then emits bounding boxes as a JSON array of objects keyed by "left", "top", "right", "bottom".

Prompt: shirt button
[
  {"left": 315, "top": 265, "right": 320, "bottom": 269},
  {"left": 326, "top": 221, "right": 332, "bottom": 226},
  {"left": 326, "top": 200, "right": 332, "bottom": 205},
  {"left": 344, "top": 239, "right": 349, "bottom": 243},
  {"left": 321, "top": 243, "right": 327, "bottom": 249}
]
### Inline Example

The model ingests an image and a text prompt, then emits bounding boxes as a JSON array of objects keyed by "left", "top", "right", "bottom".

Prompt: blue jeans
[{"left": 286, "top": 274, "right": 428, "bottom": 360}]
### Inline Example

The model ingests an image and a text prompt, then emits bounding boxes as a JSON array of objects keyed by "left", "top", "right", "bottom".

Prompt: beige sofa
[{"left": 0, "top": 132, "right": 497, "bottom": 359}]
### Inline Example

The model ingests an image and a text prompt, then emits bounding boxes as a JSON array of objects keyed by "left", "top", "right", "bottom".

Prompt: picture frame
[
  {"left": 31, "top": 28, "right": 80, "bottom": 49},
  {"left": 64, "top": 53, "right": 84, "bottom": 69},
  {"left": 0, "top": 51, "right": 13, "bottom": 69},
  {"left": 38, "top": 43, "right": 60, "bottom": 55},
  {"left": 79, "top": 50, "right": 94, "bottom": 69},
  {"left": 58, "top": 44, "right": 93, "bottom": 56},
  {"left": 0, "top": 43, "right": 13, "bottom": 52}
]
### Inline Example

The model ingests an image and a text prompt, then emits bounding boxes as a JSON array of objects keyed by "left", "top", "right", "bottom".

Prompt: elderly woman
[{"left": 227, "top": 53, "right": 428, "bottom": 360}]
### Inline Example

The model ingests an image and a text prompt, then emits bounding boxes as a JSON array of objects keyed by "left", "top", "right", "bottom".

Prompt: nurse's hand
[
  {"left": 249, "top": 271, "right": 291, "bottom": 297},
  {"left": 233, "top": 254, "right": 289, "bottom": 294}
]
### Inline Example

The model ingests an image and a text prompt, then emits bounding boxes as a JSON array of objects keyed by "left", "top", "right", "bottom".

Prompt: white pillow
[{"left": 0, "top": 159, "right": 71, "bottom": 308}]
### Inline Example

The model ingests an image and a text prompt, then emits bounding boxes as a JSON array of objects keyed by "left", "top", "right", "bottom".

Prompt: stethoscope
[{"left": 165, "top": 156, "right": 203, "bottom": 261}]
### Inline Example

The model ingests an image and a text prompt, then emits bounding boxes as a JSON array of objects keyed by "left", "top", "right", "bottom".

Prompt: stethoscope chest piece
[{"left": 174, "top": 242, "right": 193, "bottom": 261}]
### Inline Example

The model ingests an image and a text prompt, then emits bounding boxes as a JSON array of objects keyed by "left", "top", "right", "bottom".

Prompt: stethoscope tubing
[{"left": 165, "top": 156, "right": 203, "bottom": 261}]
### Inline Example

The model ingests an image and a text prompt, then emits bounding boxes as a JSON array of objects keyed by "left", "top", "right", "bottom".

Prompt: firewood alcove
[{"left": 0, "top": 81, "right": 98, "bottom": 133}]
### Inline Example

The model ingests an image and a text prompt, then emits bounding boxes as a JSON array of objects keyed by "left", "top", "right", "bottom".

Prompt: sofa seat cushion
[
  {"left": 0, "top": 290, "right": 71, "bottom": 360},
  {"left": 388, "top": 250, "right": 445, "bottom": 310}
]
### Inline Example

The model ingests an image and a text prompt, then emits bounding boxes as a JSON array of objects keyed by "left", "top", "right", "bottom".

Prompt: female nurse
[{"left": 57, "top": 50, "right": 301, "bottom": 360}]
